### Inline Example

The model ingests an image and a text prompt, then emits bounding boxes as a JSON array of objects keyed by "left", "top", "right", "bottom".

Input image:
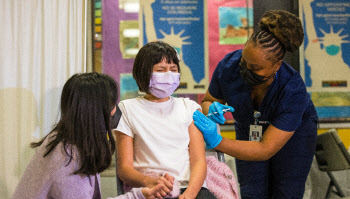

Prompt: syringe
[{"left": 206, "top": 108, "right": 231, "bottom": 117}]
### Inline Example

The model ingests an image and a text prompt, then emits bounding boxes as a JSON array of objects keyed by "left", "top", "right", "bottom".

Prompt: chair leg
[
  {"left": 326, "top": 180, "right": 335, "bottom": 199},
  {"left": 326, "top": 172, "right": 345, "bottom": 198}
]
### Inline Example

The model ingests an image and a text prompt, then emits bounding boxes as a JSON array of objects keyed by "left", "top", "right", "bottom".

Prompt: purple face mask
[{"left": 149, "top": 72, "right": 180, "bottom": 98}]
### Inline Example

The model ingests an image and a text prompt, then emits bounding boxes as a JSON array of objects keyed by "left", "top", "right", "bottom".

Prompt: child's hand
[
  {"left": 141, "top": 184, "right": 167, "bottom": 199},
  {"left": 163, "top": 173, "right": 175, "bottom": 185},
  {"left": 145, "top": 173, "right": 174, "bottom": 198}
]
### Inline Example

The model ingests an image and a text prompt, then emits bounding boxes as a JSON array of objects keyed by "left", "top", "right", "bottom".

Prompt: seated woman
[
  {"left": 115, "top": 41, "right": 216, "bottom": 199},
  {"left": 12, "top": 72, "right": 169, "bottom": 199}
]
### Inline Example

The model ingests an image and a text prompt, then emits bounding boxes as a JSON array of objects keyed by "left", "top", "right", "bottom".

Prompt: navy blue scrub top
[{"left": 209, "top": 50, "right": 318, "bottom": 140}]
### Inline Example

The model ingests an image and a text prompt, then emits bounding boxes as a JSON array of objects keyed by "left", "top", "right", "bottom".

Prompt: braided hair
[{"left": 249, "top": 10, "right": 304, "bottom": 62}]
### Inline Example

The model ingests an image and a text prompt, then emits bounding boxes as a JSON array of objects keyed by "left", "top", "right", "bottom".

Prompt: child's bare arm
[
  {"left": 115, "top": 130, "right": 173, "bottom": 197},
  {"left": 181, "top": 116, "right": 207, "bottom": 198},
  {"left": 116, "top": 131, "right": 151, "bottom": 187}
]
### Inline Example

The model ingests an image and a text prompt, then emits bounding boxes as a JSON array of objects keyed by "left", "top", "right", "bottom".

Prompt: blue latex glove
[
  {"left": 207, "top": 102, "right": 234, "bottom": 124},
  {"left": 193, "top": 110, "right": 222, "bottom": 149}
]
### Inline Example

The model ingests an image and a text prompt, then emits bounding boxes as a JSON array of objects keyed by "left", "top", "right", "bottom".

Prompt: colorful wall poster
[
  {"left": 218, "top": 6, "right": 253, "bottom": 45},
  {"left": 207, "top": 0, "right": 253, "bottom": 79},
  {"left": 300, "top": 0, "right": 350, "bottom": 121},
  {"left": 300, "top": 0, "right": 350, "bottom": 92},
  {"left": 207, "top": 0, "right": 253, "bottom": 121},
  {"left": 139, "top": 0, "right": 208, "bottom": 94}
]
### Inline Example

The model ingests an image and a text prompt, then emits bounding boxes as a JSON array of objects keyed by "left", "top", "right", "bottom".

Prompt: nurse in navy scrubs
[{"left": 193, "top": 10, "right": 318, "bottom": 199}]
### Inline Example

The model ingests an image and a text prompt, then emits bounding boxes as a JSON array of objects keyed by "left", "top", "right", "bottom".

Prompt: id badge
[{"left": 249, "top": 125, "right": 262, "bottom": 142}]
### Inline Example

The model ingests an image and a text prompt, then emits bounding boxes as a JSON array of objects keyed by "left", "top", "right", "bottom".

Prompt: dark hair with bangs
[
  {"left": 133, "top": 41, "right": 180, "bottom": 93},
  {"left": 31, "top": 72, "right": 118, "bottom": 176}
]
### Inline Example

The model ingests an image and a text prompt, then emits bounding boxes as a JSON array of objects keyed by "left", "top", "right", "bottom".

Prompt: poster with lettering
[
  {"left": 300, "top": 0, "right": 350, "bottom": 92},
  {"left": 300, "top": 0, "right": 350, "bottom": 121},
  {"left": 140, "top": 0, "right": 208, "bottom": 94}
]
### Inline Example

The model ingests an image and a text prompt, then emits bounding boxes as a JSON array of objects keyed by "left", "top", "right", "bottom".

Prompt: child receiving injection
[{"left": 115, "top": 41, "right": 216, "bottom": 199}]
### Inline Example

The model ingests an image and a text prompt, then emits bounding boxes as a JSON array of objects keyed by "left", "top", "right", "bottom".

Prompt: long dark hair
[{"left": 31, "top": 72, "right": 117, "bottom": 175}]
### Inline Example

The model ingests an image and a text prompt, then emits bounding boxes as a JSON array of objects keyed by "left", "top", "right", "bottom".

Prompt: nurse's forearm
[
  {"left": 215, "top": 125, "right": 293, "bottom": 161},
  {"left": 201, "top": 101, "right": 212, "bottom": 115},
  {"left": 201, "top": 90, "right": 226, "bottom": 115},
  {"left": 215, "top": 137, "right": 275, "bottom": 161}
]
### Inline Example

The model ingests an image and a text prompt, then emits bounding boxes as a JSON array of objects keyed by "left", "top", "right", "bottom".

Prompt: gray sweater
[{"left": 12, "top": 134, "right": 145, "bottom": 199}]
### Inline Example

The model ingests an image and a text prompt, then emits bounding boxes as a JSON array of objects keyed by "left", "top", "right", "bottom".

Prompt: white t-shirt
[{"left": 116, "top": 96, "right": 201, "bottom": 185}]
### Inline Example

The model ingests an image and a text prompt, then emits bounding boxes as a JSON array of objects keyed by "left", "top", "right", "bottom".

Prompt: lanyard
[{"left": 253, "top": 111, "right": 271, "bottom": 125}]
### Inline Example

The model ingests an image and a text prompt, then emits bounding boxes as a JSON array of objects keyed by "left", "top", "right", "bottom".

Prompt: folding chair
[{"left": 314, "top": 129, "right": 350, "bottom": 198}]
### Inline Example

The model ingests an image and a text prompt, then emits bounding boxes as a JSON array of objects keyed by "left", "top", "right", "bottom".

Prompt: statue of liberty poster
[
  {"left": 300, "top": 0, "right": 350, "bottom": 121},
  {"left": 139, "top": 0, "right": 208, "bottom": 94}
]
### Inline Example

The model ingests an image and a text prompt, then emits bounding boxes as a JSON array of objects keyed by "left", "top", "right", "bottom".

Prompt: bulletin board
[
  {"left": 102, "top": 0, "right": 253, "bottom": 124},
  {"left": 139, "top": 0, "right": 208, "bottom": 94},
  {"left": 102, "top": 0, "right": 139, "bottom": 101}
]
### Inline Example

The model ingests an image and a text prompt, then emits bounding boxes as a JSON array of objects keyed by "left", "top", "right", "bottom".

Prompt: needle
[{"left": 206, "top": 108, "right": 231, "bottom": 117}]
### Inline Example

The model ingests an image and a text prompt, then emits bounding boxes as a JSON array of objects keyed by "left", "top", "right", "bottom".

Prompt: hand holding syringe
[
  {"left": 206, "top": 108, "right": 231, "bottom": 117},
  {"left": 205, "top": 102, "right": 235, "bottom": 124}
]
